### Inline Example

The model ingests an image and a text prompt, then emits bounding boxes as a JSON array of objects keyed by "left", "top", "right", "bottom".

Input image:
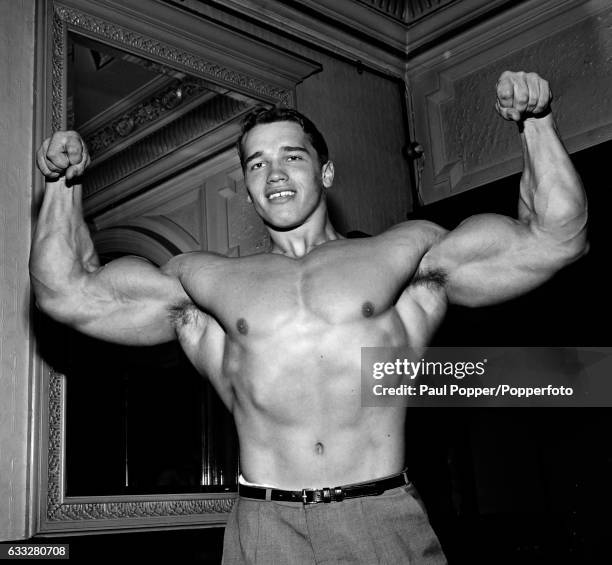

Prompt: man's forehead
[{"left": 243, "top": 120, "right": 312, "bottom": 152}]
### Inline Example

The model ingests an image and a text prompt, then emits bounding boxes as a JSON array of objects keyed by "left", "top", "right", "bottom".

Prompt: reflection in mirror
[
  {"left": 68, "top": 33, "right": 234, "bottom": 164},
  {"left": 65, "top": 31, "right": 261, "bottom": 209},
  {"left": 53, "top": 32, "right": 256, "bottom": 496}
]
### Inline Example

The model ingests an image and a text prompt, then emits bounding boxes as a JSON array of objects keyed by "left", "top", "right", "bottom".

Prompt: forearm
[
  {"left": 30, "top": 178, "right": 99, "bottom": 310},
  {"left": 518, "top": 114, "right": 588, "bottom": 252}
]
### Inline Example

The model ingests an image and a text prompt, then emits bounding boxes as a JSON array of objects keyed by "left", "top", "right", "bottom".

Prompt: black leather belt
[{"left": 238, "top": 470, "right": 409, "bottom": 505}]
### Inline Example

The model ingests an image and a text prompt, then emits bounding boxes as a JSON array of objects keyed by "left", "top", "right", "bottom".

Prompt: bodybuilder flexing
[{"left": 30, "top": 71, "right": 587, "bottom": 564}]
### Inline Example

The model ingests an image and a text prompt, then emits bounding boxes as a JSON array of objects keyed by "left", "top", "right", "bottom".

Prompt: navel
[
  {"left": 361, "top": 301, "right": 375, "bottom": 318},
  {"left": 236, "top": 318, "right": 249, "bottom": 335},
  {"left": 314, "top": 442, "right": 325, "bottom": 455}
]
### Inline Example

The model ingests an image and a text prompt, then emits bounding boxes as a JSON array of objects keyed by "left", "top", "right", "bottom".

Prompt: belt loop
[{"left": 265, "top": 488, "right": 272, "bottom": 501}]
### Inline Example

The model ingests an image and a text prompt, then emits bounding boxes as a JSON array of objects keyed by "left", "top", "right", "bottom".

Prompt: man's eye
[
  {"left": 287, "top": 155, "right": 302, "bottom": 161},
  {"left": 250, "top": 162, "right": 265, "bottom": 170}
]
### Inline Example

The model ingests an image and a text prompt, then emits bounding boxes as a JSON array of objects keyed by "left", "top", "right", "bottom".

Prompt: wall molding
[
  {"left": 405, "top": 0, "right": 612, "bottom": 203},
  {"left": 185, "top": 0, "right": 514, "bottom": 76},
  {"left": 51, "top": 0, "right": 322, "bottom": 130}
]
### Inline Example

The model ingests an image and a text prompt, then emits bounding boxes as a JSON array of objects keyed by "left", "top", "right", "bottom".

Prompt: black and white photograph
[{"left": 1, "top": 0, "right": 611, "bottom": 563}]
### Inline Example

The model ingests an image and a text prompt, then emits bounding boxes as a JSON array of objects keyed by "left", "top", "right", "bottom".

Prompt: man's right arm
[{"left": 30, "top": 131, "right": 191, "bottom": 345}]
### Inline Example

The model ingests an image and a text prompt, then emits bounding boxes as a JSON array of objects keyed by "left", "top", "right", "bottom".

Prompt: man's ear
[{"left": 321, "top": 161, "right": 335, "bottom": 189}]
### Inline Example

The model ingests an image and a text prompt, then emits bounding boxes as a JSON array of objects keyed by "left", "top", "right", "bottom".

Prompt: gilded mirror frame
[{"left": 36, "top": 0, "right": 320, "bottom": 534}]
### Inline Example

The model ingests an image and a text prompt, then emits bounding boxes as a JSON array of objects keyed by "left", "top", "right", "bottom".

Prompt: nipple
[
  {"left": 237, "top": 318, "right": 249, "bottom": 335},
  {"left": 362, "top": 301, "right": 375, "bottom": 318},
  {"left": 315, "top": 442, "right": 325, "bottom": 455}
]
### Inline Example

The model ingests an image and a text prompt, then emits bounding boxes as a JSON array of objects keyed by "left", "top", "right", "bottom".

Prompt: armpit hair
[
  {"left": 410, "top": 268, "right": 448, "bottom": 289},
  {"left": 168, "top": 300, "right": 199, "bottom": 327}
]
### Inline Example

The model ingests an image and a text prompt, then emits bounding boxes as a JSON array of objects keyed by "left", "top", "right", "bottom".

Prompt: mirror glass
[{"left": 56, "top": 32, "right": 249, "bottom": 496}]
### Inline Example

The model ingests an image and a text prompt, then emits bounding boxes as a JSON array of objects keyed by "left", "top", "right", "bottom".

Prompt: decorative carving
[
  {"left": 53, "top": 3, "right": 293, "bottom": 108},
  {"left": 46, "top": 371, "right": 64, "bottom": 518},
  {"left": 51, "top": 10, "right": 66, "bottom": 131},
  {"left": 357, "top": 0, "right": 456, "bottom": 23},
  {"left": 45, "top": 371, "right": 234, "bottom": 522},
  {"left": 83, "top": 94, "right": 250, "bottom": 198},
  {"left": 84, "top": 78, "right": 214, "bottom": 159},
  {"left": 49, "top": 498, "right": 235, "bottom": 521}
]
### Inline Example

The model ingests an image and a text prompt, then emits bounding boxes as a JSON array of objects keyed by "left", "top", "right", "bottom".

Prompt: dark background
[{"left": 406, "top": 138, "right": 611, "bottom": 564}]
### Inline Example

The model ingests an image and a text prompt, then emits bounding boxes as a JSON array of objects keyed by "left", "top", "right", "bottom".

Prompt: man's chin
[
  {"left": 263, "top": 217, "right": 305, "bottom": 232},
  {"left": 260, "top": 198, "right": 323, "bottom": 232}
]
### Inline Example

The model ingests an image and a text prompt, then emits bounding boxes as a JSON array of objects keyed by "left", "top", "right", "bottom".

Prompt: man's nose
[{"left": 267, "top": 163, "right": 288, "bottom": 183}]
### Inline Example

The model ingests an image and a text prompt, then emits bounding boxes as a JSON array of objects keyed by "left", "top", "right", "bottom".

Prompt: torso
[{"left": 172, "top": 222, "right": 448, "bottom": 489}]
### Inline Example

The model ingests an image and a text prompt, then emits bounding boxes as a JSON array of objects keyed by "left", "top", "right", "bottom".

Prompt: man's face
[{"left": 242, "top": 121, "right": 333, "bottom": 230}]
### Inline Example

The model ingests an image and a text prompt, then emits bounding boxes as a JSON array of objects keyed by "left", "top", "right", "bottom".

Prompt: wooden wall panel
[
  {"left": 297, "top": 54, "right": 413, "bottom": 235},
  {"left": 406, "top": 0, "right": 612, "bottom": 204}
]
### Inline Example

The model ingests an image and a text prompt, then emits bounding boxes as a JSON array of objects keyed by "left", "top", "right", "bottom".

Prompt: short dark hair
[{"left": 237, "top": 106, "right": 329, "bottom": 169}]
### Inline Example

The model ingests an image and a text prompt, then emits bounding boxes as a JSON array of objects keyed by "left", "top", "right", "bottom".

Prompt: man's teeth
[{"left": 268, "top": 191, "right": 295, "bottom": 200}]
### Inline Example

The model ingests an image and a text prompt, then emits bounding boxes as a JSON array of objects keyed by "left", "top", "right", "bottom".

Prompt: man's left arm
[{"left": 421, "top": 71, "right": 588, "bottom": 307}]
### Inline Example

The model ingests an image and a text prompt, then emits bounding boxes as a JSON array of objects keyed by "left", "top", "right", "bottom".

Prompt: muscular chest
[{"left": 204, "top": 246, "right": 410, "bottom": 337}]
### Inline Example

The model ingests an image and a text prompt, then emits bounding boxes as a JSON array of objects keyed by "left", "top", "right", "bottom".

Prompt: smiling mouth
[{"left": 267, "top": 190, "right": 296, "bottom": 201}]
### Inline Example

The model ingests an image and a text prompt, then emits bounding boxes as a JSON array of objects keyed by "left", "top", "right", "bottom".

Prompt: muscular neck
[{"left": 268, "top": 199, "right": 343, "bottom": 258}]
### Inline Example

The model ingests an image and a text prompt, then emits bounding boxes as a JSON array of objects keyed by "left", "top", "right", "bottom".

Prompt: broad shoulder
[
  {"left": 380, "top": 219, "right": 448, "bottom": 244},
  {"left": 161, "top": 250, "right": 228, "bottom": 276},
  {"left": 377, "top": 220, "right": 448, "bottom": 262}
]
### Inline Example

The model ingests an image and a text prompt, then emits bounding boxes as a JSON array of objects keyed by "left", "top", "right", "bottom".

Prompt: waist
[
  {"left": 235, "top": 410, "right": 406, "bottom": 490},
  {"left": 238, "top": 468, "right": 410, "bottom": 505}
]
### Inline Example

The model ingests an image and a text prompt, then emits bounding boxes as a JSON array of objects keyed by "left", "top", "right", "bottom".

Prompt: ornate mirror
[{"left": 36, "top": 0, "right": 320, "bottom": 534}]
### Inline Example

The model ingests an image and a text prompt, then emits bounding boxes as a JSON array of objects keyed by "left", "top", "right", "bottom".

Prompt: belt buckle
[
  {"left": 301, "top": 487, "right": 344, "bottom": 504},
  {"left": 302, "top": 489, "right": 324, "bottom": 504},
  {"left": 301, "top": 489, "right": 317, "bottom": 504}
]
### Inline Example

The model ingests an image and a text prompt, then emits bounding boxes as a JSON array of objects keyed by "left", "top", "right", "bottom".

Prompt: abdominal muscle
[{"left": 224, "top": 311, "right": 410, "bottom": 490}]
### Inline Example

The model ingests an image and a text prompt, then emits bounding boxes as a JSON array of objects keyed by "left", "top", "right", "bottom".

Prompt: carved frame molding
[
  {"left": 40, "top": 370, "right": 235, "bottom": 533},
  {"left": 50, "top": 0, "right": 322, "bottom": 132}
]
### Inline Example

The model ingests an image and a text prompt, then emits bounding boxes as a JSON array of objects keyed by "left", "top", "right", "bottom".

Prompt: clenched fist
[
  {"left": 36, "top": 130, "right": 90, "bottom": 181},
  {"left": 495, "top": 71, "right": 552, "bottom": 122}
]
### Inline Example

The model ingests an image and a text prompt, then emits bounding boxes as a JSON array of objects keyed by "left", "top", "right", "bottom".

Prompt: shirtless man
[{"left": 30, "top": 71, "right": 587, "bottom": 564}]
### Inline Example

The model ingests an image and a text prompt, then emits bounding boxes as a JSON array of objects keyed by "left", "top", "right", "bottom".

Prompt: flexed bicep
[
  {"left": 53, "top": 255, "right": 191, "bottom": 345},
  {"left": 422, "top": 213, "right": 565, "bottom": 307}
]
